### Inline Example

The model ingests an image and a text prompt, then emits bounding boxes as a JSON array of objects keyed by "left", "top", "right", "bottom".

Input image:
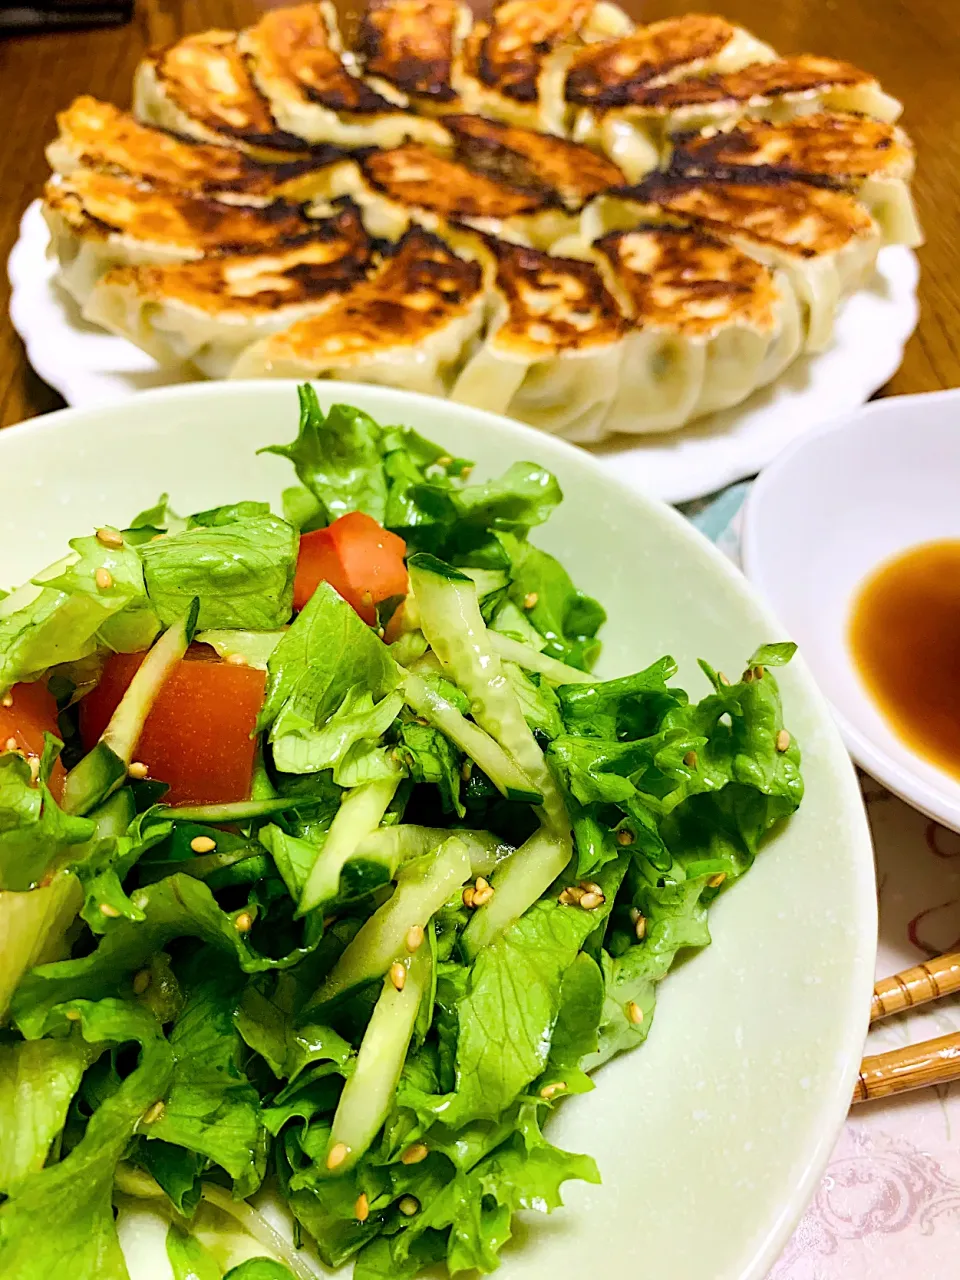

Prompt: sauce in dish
[{"left": 849, "top": 539, "right": 960, "bottom": 780}]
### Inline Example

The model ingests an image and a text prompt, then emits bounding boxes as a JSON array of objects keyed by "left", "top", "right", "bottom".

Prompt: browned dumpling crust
[
  {"left": 145, "top": 30, "right": 305, "bottom": 151},
  {"left": 48, "top": 97, "right": 346, "bottom": 202},
  {"left": 361, "top": 144, "right": 547, "bottom": 219},
  {"left": 671, "top": 112, "right": 914, "bottom": 183},
  {"left": 596, "top": 225, "right": 780, "bottom": 335},
  {"left": 358, "top": 0, "right": 466, "bottom": 103},
  {"left": 444, "top": 114, "right": 625, "bottom": 208},
  {"left": 565, "top": 15, "right": 744, "bottom": 108},
  {"left": 631, "top": 54, "right": 882, "bottom": 113},
  {"left": 242, "top": 3, "right": 393, "bottom": 115},
  {"left": 45, "top": 170, "right": 315, "bottom": 255},
  {"left": 483, "top": 237, "right": 627, "bottom": 358},
  {"left": 96, "top": 202, "right": 374, "bottom": 316},
  {"left": 252, "top": 227, "right": 484, "bottom": 362},
  {"left": 465, "top": 0, "right": 596, "bottom": 104}
]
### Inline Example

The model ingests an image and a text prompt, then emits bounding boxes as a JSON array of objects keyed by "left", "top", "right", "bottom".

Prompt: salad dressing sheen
[{"left": 849, "top": 539, "right": 960, "bottom": 780}]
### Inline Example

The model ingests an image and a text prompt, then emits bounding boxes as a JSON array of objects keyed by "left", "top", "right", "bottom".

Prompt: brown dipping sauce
[{"left": 849, "top": 539, "right": 960, "bottom": 780}]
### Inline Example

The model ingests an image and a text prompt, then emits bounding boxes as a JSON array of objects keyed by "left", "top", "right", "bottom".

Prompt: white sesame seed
[
  {"left": 398, "top": 1195, "right": 420, "bottom": 1217},
  {"left": 355, "top": 1193, "right": 370, "bottom": 1222},
  {"left": 462, "top": 886, "right": 476, "bottom": 909},
  {"left": 616, "top": 828, "right": 633, "bottom": 846},
  {"left": 94, "top": 567, "right": 114, "bottom": 591},
  {"left": 100, "top": 902, "right": 121, "bottom": 918},
  {"left": 523, "top": 592, "right": 539, "bottom": 610},
  {"left": 133, "top": 969, "right": 151, "bottom": 995},
  {"left": 390, "top": 961, "right": 407, "bottom": 991},
  {"left": 27, "top": 755, "right": 40, "bottom": 782},
  {"left": 718, "top": 672, "right": 731, "bottom": 686},
  {"left": 1, "top": 693, "right": 13, "bottom": 708},
  {"left": 626, "top": 1001, "right": 644, "bottom": 1025},
  {"left": 142, "top": 1100, "right": 165, "bottom": 1125},
  {"left": 96, "top": 527, "right": 124, "bottom": 548},
  {"left": 405, "top": 925, "right": 424, "bottom": 952},
  {"left": 634, "top": 915, "right": 646, "bottom": 941},
  {"left": 401, "top": 1143, "right": 429, "bottom": 1165},
  {"left": 226, "top": 653, "right": 248, "bottom": 666},
  {"left": 579, "top": 891, "right": 603, "bottom": 910},
  {"left": 326, "top": 1142, "right": 350, "bottom": 1170},
  {"left": 776, "top": 729, "right": 791, "bottom": 752},
  {"left": 3, "top": 736, "right": 17, "bottom": 752},
  {"left": 707, "top": 872, "right": 726, "bottom": 889},
  {"left": 540, "top": 1081, "right": 566, "bottom": 1099},
  {"left": 683, "top": 750, "right": 697, "bottom": 768},
  {"left": 128, "top": 762, "right": 149, "bottom": 779},
  {"left": 190, "top": 835, "right": 216, "bottom": 853},
  {"left": 235, "top": 912, "right": 254, "bottom": 933}
]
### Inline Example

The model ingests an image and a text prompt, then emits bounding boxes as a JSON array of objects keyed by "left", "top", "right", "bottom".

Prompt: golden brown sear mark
[
  {"left": 243, "top": 3, "right": 392, "bottom": 115},
  {"left": 105, "top": 204, "right": 373, "bottom": 314},
  {"left": 263, "top": 227, "right": 484, "bottom": 359},
  {"left": 46, "top": 169, "right": 314, "bottom": 254},
  {"left": 466, "top": 0, "right": 595, "bottom": 103},
  {"left": 445, "top": 114, "right": 625, "bottom": 208},
  {"left": 52, "top": 97, "right": 344, "bottom": 199},
  {"left": 565, "top": 15, "right": 738, "bottom": 108},
  {"left": 361, "top": 143, "right": 546, "bottom": 217},
  {"left": 672, "top": 113, "right": 912, "bottom": 182},
  {"left": 630, "top": 54, "right": 874, "bottom": 111},
  {"left": 359, "top": 0, "right": 462, "bottom": 101},
  {"left": 596, "top": 225, "right": 779, "bottom": 334},
  {"left": 152, "top": 30, "right": 305, "bottom": 149},
  {"left": 486, "top": 236, "right": 626, "bottom": 356}
]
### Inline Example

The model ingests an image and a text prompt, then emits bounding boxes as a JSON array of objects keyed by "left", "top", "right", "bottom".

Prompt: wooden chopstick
[{"left": 852, "top": 951, "right": 960, "bottom": 1104}]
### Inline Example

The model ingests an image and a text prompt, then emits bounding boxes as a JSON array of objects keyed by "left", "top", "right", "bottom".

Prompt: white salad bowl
[
  {"left": 741, "top": 387, "right": 960, "bottom": 834},
  {"left": 0, "top": 381, "right": 875, "bottom": 1280}
]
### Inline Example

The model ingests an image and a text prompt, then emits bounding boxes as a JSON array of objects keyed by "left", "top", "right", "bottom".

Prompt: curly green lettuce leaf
[
  {"left": 0, "top": 999, "right": 174, "bottom": 1280},
  {"left": 166, "top": 1224, "right": 221, "bottom": 1280},
  {"left": 396, "top": 718, "right": 464, "bottom": 817},
  {"left": 497, "top": 534, "right": 604, "bottom": 670},
  {"left": 12, "top": 874, "right": 320, "bottom": 1036},
  {"left": 145, "top": 950, "right": 267, "bottom": 1198},
  {"left": 0, "top": 748, "right": 95, "bottom": 891},
  {"left": 0, "top": 1034, "right": 99, "bottom": 1194},
  {"left": 224, "top": 1261, "right": 299, "bottom": 1280},
  {"left": 140, "top": 516, "right": 297, "bottom": 630}
]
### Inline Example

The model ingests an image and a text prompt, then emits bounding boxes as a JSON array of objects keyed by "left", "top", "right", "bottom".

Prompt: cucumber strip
[
  {"left": 460, "top": 568, "right": 509, "bottom": 599},
  {"left": 312, "top": 837, "right": 471, "bottom": 1006},
  {"left": 407, "top": 650, "right": 444, "bottom": 677},
  {"left": 408, "top": 556, "right": 568, "bottom": 831},
  {"left": 403, "top": 671, "right": 541, "bottom": 805},
  {"left": 461, "top": 826, "right": 572, "bottom": 960},
  {"left": 325, "top": 942, "right": 430, "bottom": 1174},
  {"left": 488, "top": 633, "right": 593, "bottom": 685},
  {"left": 356, "top": 825, "right": 512, "bottom": 879},
  {"left": 61, "top": 602, "right": 199, "bottom": 816},
  {"left": 163, "top": 798, "right": 297, "bottom": 823},
  {"left": 299, "top": 776, "right": 400, "bottom": 916}
]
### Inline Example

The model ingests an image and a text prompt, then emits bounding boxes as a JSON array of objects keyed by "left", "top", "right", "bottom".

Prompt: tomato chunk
[
  {"left": 79, "top": 645, "right": 266, "bottom": 806},
  {"left": 0, "top": 681, "right": 65, "bottom": 798},
  {"left": 294, "top": 512, "right": 407, "bottom": 624}
]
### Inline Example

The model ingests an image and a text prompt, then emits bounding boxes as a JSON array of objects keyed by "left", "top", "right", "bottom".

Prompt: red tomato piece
[
  {"left": 294, "top": 512, "right": 407, "bottom": 624},
  {"left": 79, "top": 645, "right": 266, "bottom": 807},
  {"left": 0, "top": 681, "right": 65, "bottom": 799}
]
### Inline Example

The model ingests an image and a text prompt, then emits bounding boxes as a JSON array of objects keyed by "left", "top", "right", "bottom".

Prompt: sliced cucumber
[
  {"left": 163, "top": 798, "right": 296, "bottom": 824},
  {"left": 325, "top": 942, "right": 430, "bottom": 1174},
  {"left": 357, "top": 825, "right": 512, "bottom": 879},
  {"left": 460, "top": 568, "right": 509, "bottom": 600},
  {"left": 311, "top": 836, "right": 471, "bottom": 1007},
  {"left": 408, "top": 556, "right": 568, "bottom": 832},
  {"left": 299, "top": 776, "right": 400, "bottom": 916},
  {"left": 403, "top": 671, "right": 541, "bottom": 805},
  {"left": 196, "top": 628, "right": 285, "bottom": 670},
  {"left": 407, "top": 650, "right": 444, "bottom": 677},
  {"left": 489, "top": 633, "right": 593, "bottom": 685},
  {"left": 62, "top": 602, "right": 199, "bottom": 816},
  {"left": 461, "top": 826, "right": 572, "bottom": 960}
]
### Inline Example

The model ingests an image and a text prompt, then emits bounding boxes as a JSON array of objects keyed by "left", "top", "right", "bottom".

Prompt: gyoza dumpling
[
  {"left": 577, "top": 54, "right": 903, "bottom": 181},
  {"left": 453, "top": 0, "right": 633, "bottom": 133},
  {"left": 83, "top": 202, "right": 374, "bottom": 378},
  {"left": 592, "top": 225, "right": 802, "bottom": 435},
  {"left": 43, "top": 169, "right": 315, "bottom": 305},
  {"left": 238, "top": 2, "right": 448, "bottom": 148},
  {"left": 47, "top": 96, "right": 354, "bottom": 206},
  {"left": 444, "top": 114, "right": 625, "bottom": 210},
  {"left": 561, "top": 14, "right": 775, "bottom": 157},
  {"left": 355, "top": 0, "right": 473, "bottom": 114},
  {"left": 231, "top": 226, "right": 488, "bottom": 394},
  {"left": 451, "top": 237, "right": 627, "bottom": 441},
  {"left": 583, "top": 175, "right": 882, "bottom": 350},
  {"left": 337, "top": 143, "right": 577, "bottom": 247},
  {"left": 134, "top": 30, "right": 311, "bottom": 160},
  {"left": 670, "top": 112, "right": 922, "bottom": 248}
]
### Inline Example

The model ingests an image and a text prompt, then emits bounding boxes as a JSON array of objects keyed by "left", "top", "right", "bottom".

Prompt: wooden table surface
[{"left": 0, "top": 0, "right": 957, "bottom": 428}]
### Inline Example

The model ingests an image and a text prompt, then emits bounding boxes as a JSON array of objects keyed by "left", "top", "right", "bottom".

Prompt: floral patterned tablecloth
[{"left": 682, "top": 489, "right": 960, "bottom": 1280}]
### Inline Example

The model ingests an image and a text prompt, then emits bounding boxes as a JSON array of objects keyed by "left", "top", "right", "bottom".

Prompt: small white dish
[
  {"left": 8, "top": 199, "right": 920, "bottom": 504},
  {"left": 742, "top": 388, "right": 960, "bottom": 830}
]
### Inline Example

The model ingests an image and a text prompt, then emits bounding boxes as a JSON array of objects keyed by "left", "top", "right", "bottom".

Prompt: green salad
[{"left": 0, "top": 387, "right": 803, "bottom": 1280}]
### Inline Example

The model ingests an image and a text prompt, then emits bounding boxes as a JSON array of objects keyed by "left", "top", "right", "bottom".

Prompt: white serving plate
[
  {"left": 8, "top": 199, "right": 919, "bottom": 503},
  {"left": 742, "top": 387, "right": 960, "bottom": 833},
  {"left": 0, "top": 380, "right": 876, "bottom": 1280}
]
